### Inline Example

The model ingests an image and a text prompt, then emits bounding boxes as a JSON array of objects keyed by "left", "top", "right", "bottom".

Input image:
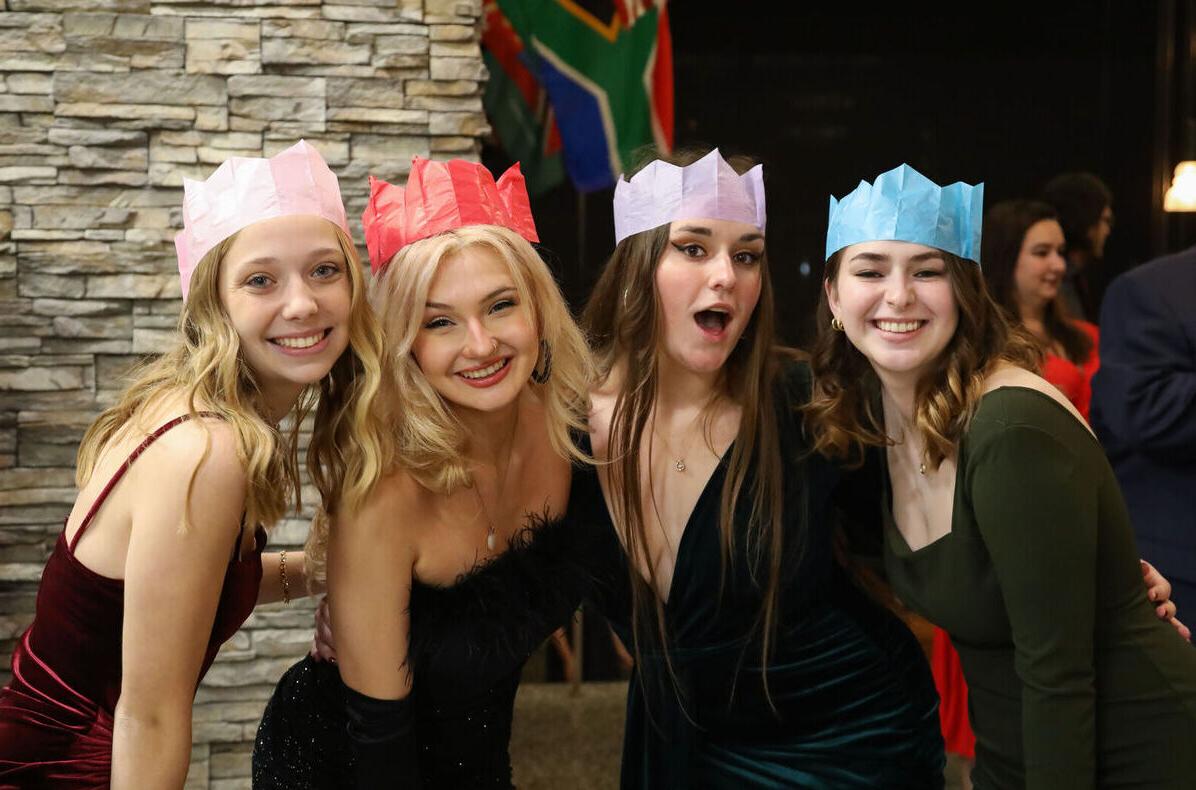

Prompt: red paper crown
[{"left": 362, "top": 157, "right": 539, "bottom": 274}]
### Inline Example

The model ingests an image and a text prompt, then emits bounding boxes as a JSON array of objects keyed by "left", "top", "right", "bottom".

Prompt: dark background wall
[{"left": 486, "top": 0, "right": 1195, "bottom": 347}]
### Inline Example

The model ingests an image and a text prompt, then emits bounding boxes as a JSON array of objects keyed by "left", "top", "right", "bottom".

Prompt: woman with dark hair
[
  {"left": 809, "top": 164, "right": 1196, "bottom": 789},
  {"left": 1041, "top": 172, "right": 1114, "bottom": 320},
  {"left": 925, "top": 199, "right": 1101, "bottom": 781},
  {"left": 571, "top": 148, "right": 946, "bottom": 788},
  {"left": 982, "top": 199, "right": 1099, "bottom": 419}
]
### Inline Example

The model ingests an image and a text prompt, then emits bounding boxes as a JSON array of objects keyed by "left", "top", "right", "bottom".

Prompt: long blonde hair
[
  {"left": 806, "top": 249, "right": 1042, "bottom": 468},
  {"left": 76, "top": 225, "right": 389, "bottom": 541},
  {"left": 582, "top": 147, "right": 790, "bottom": 709},
  {"left": 370, "top": 225, "right": 592, "bottom": 492},
  {"left": 303, "top": 225, "right": 593, "bottom": 579}
]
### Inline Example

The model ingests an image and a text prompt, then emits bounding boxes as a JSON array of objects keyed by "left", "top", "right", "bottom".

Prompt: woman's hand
[
  {"left": 309, "top": 595, "right": 338, "bottom": 662},
  {"left": 1142, "top": 560, "right": 1191, "bottom": 641}
]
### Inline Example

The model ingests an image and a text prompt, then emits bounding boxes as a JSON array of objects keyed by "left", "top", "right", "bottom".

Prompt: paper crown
[
  {"left": 825, "top": 164, "right": 984, "bottom": 263},
  {"left": 612, "top": 148, "right": 766, "bottom": 245},
  {"left": 362, "top": 157, "right": 539, "bottom": 274},
  {"left": 174, "top": 140, "right": 349, "bottom": 300}
]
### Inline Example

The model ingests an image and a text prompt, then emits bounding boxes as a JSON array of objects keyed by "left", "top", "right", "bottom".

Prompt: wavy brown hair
[
  {"left": 583, "top": 147, "right": 790, "bottom": 707},
  {"left": 77, "top": 225, "right": 388, "bottom": 546},
  {"left": 806, "top": 248, "right": 1041, "bottom": 470},
  {"left": 981, "top": 199, "right": 1093, "bottom": 364}
]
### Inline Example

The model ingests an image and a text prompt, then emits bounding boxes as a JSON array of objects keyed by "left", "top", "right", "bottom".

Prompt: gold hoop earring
[{"left": 831, "top": 316, "right": 845, "bottom": 332}]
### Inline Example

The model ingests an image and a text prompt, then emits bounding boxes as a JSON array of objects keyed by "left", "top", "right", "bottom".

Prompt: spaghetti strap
[{"left": 68, "top": 411, "right": 220, "bottom": 553}]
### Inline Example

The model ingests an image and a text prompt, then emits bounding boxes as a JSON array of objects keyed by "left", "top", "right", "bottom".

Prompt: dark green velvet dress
[
  {"left": 571, "top": 360, "right": 945, "bottom": 789},
  {"left": 884, "top": 387, "right": 1196, "bottom": 789}
]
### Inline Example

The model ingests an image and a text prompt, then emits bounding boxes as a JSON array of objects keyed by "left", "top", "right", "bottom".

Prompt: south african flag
[{"left": 482, "top": 0, "right": 674, "bottom": 193}]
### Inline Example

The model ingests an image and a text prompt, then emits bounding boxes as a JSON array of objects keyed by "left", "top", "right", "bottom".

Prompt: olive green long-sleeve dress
[{"left": 885, "top": 386, "right": 1196, "bottom": 790}]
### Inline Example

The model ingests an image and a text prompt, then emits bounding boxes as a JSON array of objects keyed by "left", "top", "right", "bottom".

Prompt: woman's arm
[
  {"left": 111, "top": 421, "right": 248, "bottom": 789},
  {"left": 326, "top": 476, "right": 422, "bottom": 789},
  {"left": 970, "top": 421, "right": 1098, "bottom": 790},
  {"left": 258, "top": 549, "right": 325, "bottom": 605}
]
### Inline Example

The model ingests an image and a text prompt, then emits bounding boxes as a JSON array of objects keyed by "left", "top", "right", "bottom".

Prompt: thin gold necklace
[
  {"left": 471, "top": 413, "right": 518, "bottom": 551},
  {"left": 651, "top": 408, "right": 709, "bottom": 473},
  {"left": 472, "top": 483, "right": 501, "bottom": 551}
]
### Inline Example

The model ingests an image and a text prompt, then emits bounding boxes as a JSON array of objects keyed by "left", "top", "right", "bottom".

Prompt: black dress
[
  {"left": 251, "top": 514, "right": 591, "bottom": 789},
  {"left": 568, "top": 359, "right": 946, "bottom": 788}
]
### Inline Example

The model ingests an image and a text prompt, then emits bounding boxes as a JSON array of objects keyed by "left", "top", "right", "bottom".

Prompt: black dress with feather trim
[{"left": 251, "top": 512, "right": 593, "bottom": 789}]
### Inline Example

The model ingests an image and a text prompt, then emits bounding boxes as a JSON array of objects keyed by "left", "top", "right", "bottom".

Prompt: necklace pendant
[
  {"left": 674, "top": 458, "right": 687, "bottom": 473},
  {"left": 486, "top": 531, "right": 497, "bottom": 551}
]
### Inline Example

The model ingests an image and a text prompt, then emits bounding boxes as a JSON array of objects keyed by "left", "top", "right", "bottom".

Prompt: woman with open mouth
[
  {"left": 566, "top": 147, "right": 947, "bottom": 788},
  {"left": 251, "top": 157, "right": 596, "bottom": 789},
  {"left": 0, "top": 141, "right": 388, "bottom": 788},
  {"left": 809, "top": 164, "right": 1196, "bottom": 788}
]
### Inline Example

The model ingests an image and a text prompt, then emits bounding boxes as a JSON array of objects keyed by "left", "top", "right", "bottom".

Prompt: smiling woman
[
  {"left": 566, "top": 148, "right": 946, "bottom": 788},
  {"left": 982, "top": 199, "right": 1100, "bottom": 420},
  {"left": 809, "top": 164, "right": 1196, "bottom": 790},
  {"left": 825, "top": 243, "right": 962, "bottom": 387},
  {"left": 0, "top": 141, "right": 389, "bottom": 789},
  {"left": 252, "top": 158, "right": 596, "bottom": 790},
  {"left": 219, "top": 215, "right": 355, "bottom": 419},
  {"left": 412, "top": 246, "right": 539, "bottom": 411}
]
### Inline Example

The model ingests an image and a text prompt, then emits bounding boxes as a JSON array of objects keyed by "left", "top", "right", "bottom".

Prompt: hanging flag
[
  {"left": 481, "top": 1, "right": 566, "bottom": 195},
  {"left": 495, "top": 0, "right": 674, "bottom": 193}
]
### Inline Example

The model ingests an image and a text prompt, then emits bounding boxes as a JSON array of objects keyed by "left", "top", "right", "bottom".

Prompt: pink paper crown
[
  {"left": 612, "top": 148, "right": 766, "bottom": 245},
  {"left": 362, "top": 157, "right": 539, "bottom": 274},
  {"left": 174, "top": 140, "right": 349, "bottom": 300}
]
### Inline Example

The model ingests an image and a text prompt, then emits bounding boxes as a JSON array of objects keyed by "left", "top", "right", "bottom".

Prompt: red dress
[
  {"left": 1041, "top": 321, "right": 1100, "bottom": 421},
  {"left": 0, "top": 414, "right": 264, "bottom": 788},
  {"left": 932, "top": 320, "right": 1100, "bottom": 758}
]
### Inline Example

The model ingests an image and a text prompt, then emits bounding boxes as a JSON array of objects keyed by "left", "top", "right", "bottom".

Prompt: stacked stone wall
[{"left": 0, "top": 1, "right": 487, "bottom": 785}]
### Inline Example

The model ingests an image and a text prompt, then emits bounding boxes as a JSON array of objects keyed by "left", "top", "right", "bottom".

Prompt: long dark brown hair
[
  {"left": 806, "top": 248, "right": 1041, "bottom": 470},
  {"left": 582, "top": 147, "right": 791, "bottom": 708},
  {"left": 981, "top": 199, "right": 1093, "bottom": 364}
]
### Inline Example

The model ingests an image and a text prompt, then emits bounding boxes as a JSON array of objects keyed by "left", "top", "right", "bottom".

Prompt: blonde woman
[
  {"left": 252, "top": 158, "right": 594, "bottom": 789},
  {"left": 810, "top": 164, "right": 1196, "bottom": 788},
  {"left": 0, "top": 141, "right": 387, "bottom": 789}
]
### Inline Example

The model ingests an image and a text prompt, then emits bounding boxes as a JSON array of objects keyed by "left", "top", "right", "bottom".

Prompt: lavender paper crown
[
  {"left": 825, "top": 164, "right": 983, "bottom": 263},
  {"left": 612, "top": 149, "right": 766, "bottom": 245}
]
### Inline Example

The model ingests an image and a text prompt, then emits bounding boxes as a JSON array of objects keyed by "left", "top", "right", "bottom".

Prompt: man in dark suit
[{"left": 1091, "top": 246, "right": 1196, "bottom": 613}]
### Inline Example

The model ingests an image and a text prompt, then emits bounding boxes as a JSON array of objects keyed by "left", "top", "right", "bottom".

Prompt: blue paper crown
[{"left": 825, "top": 164, "right": 984, "bottom": 263}]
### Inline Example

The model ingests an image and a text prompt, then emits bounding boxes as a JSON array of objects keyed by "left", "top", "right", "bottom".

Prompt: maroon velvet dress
[{"left": 0, "top": 414, "right": 264, "bottom": 789}]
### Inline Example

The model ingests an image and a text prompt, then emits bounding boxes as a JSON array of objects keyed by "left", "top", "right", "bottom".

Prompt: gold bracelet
[{"left": 279, "top": 549, "right": 291, "bottom": 605}]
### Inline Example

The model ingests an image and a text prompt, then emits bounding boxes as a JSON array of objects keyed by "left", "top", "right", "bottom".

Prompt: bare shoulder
[
  {"left": 981, "top": 364, "right": 1090, "bottom": 430},
  {"left": 343, "top": 466, "right": 427, "bottom": 545},
  {"left": 124, "top": 416, "right": 246, "bottom": 555},
  {"left": 588, "top": 368, "right": 622, "bottom": 461},
  {"left": 329, "top": 466, "right": 419, "bottom": 587},
  {"left": 135, "top": 415, "right": 246, "bottom": 496},
  {"left": 587, "top": 391, "right": 614, "bottom": 460}
]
